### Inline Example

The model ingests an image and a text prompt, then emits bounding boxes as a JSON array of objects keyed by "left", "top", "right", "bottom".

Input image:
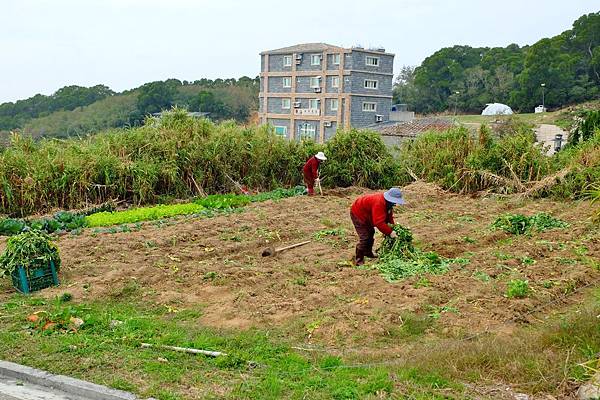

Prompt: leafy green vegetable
[
  {"left": 85, "top": 203, "right": 206, "bottom": 227},
  {"left": 376, "top": 225, "right": 456, "bottom": 282},
  {"left": 506, "top": 279, "right": 530, "bottom": 298},
  {"left": 195, "top": 194, "right": 250, "bottom": 209},
  {"left": 492, "top": 213, "right": 568, "bottom": 235},
  {"left": 0, "top": 231, "right": 61, "bottom": 276}
]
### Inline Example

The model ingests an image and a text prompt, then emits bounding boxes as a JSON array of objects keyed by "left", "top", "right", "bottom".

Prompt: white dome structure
[{"left": 481, "top": 103, "right": 513, "bottom": 116}]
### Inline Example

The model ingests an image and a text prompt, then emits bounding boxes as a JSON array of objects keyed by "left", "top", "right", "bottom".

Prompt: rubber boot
[
  {"left": 365, "top": 251, "right": 378, "bottom": 259},
  {"left": 355, "top": 248, "right": 365, "bottom": 266}
]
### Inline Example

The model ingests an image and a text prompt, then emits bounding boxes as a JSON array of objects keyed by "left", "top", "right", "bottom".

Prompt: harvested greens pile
[
  {"left": 0, "top": 231, "right": 61, "bottom": 276},
  {"left": 376, "top": 225, "right": 453, "bottom": 282}
]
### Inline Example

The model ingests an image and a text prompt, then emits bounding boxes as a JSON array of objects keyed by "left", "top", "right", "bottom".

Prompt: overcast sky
[{"left": 1, "top": 0, "right": 598, "bottom": 103}]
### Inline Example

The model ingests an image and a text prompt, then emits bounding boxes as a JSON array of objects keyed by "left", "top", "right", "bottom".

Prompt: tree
[{"left": 136, "top": 81, "right": 178, "bottom": 115}]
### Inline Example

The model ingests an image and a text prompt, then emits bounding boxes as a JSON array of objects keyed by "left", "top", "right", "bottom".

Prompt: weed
[
  {"left": 462, "top": 236, "right": 477, "bottom": 244},
  {"left": 203, "top": 272, "right": 219, "bottom": 281},
  {"left": 292, "top": 276, "right": 307, "bottom": 286},
  {"left": 506, "top": 279, "right": 530, "bottom": 298},
  {"left": 414, "top": 277, "right": 431, "bottom": 288},
  {"left": 473, "top": 271, "right": 491, "bottom": 282},
  {"left": 426, "top": 305, "right": 459, "bottom": 320},
  {"left": 59, "top": 293, "right": 73, "bottom": 303},
  {"left": 521, "top": 256, "right": 536, "bottom": 266},
  {"left": 542, "top": 280, "right": 555, "bottom": 289}
]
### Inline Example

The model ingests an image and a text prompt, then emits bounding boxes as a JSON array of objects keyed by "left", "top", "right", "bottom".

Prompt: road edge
[{"left": 0, "top": 360, "right": 152, "bottom": 400}]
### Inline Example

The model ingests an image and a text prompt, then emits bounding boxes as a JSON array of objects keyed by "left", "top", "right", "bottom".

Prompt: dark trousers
[
  {"left": 350, "top": 211, "right": 375, "bottom": 260},
  {"left": 304, "top": 176, "right": 315, "bottom": 196}
]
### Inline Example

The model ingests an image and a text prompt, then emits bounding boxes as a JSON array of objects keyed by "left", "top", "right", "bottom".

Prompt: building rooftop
[
  {"left": 261, "top": 43, "right": 346, "bottom": 55},
  {"left": 261, "top": 43, "right": 394, "bottom": 56},
  {"left": 369, "top": 117, "right": 455, "bottom": 137}
]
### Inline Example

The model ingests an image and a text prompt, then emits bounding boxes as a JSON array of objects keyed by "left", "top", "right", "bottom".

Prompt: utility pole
[
  {"left": 541, "top": 83, "right": 546, "bottom": 111},
  {"left": 454, "top": 91, "right": 460, "bottom": 116}
]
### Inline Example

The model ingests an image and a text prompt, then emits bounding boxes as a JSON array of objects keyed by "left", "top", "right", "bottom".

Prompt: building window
[
  {"left": 331, "top": 76, "right": 340, "bottom": 88},
  {"left": 283, "top": 55, "right": 292, "bottom": 67},
  {"left": 310, "top": 54, "right": 322, "bottom": 66},
  {"left": 282, "top": 98, "right": 291, "bottom": 109},
  {"left": 330, "top": 99, "right": 339, "bottom": 111},
  {"left": 298, "top": 123, "right": 316, "bottom": 140},
  {"left": 362, "top": 102, "right": 377, "bottom": 112},
  {"left": 366, "top": 56, "right": 379, "bottom": 66},
  {"left": 332, "top": 54, "right": 341, "bottom": 65},
  {"left": 274, "top": 126, "right": 287, "bottom": 136},
  {"left": 309, "top": 76, "right": 321, "bottom": 88},
  {"left": 282, "top": 77, "right": 292, "bottom": 88},
  {"left": 309, "top": 99, "right": 320, "bottom": 110},
  {"left": 364, "top": 79, "right": 378, "bottom": 89}
]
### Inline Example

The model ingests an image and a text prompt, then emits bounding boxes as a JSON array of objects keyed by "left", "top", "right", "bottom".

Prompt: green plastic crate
[{"left": 11, "top": 261, "right": 59, "bottom": 294}]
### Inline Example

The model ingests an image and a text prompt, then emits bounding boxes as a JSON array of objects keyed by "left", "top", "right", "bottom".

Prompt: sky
[{"left": 0, "top": 0, "right": 598, "bottom": 103}]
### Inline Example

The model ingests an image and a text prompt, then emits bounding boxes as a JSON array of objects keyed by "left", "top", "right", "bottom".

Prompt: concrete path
[
  {"left": 535, "top": 124, "right": 568, "bottom": 155},
  {"left": 0, "top": 375, "right": 76, "bottom": 400},
  {"left": 0, "top": 361, "right": 148, "bottom": 400}
]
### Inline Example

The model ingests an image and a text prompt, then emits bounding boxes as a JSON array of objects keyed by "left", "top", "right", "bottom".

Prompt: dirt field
[{"left": 1, "top": 183, "right": 598, "bottom": 352}]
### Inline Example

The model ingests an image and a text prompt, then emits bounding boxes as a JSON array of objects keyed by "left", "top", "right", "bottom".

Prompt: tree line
[
  {"left": 0, "top": 77, "right": 259, "bottom": 140},
  {"left": 394, "top": 12, "right": 600, "bottom": 114}
]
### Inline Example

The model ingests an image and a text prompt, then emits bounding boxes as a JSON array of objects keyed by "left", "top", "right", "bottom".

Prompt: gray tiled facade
[{"left": 259, "top": 43, "right": 394, "bottom": 143}]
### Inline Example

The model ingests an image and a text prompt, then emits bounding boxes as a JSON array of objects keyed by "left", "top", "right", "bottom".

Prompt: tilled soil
[{"left": 1, "top": 182, "right": 598, "bottom": 349}]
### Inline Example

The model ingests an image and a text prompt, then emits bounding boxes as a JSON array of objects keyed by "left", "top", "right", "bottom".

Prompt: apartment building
[{"left": 258, "top": 43, "right": 394, "bottom": 143}]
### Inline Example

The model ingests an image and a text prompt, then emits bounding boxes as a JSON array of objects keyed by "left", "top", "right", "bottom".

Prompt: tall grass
[
  {"left": 0, "top": 109, "right": 398, "bottom": 216},
  {"left": 397, "top": 121, "right": 600, "bottom": 196}
]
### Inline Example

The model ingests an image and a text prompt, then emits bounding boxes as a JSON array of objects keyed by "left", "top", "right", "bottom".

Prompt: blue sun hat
[{"left": 383, "top": 187, "right": 406, "bottom": 205}]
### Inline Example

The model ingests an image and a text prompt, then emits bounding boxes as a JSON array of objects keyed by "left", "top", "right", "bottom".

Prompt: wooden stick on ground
[{"left": 141, "top": 343, "right": 225, "bottom": 357}]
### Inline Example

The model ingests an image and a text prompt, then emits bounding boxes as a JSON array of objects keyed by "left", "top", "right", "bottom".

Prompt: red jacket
[
  {"left": 351, "top": 193, "right": 395, "bottom": 235},
  {"left": 303, "top": 156, "right": 320, "bottom": 182}
]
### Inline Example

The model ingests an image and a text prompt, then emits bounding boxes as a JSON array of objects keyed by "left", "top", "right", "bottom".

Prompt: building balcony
[{"left": 294, "top": 108, "right": 320, "bottom": 116}]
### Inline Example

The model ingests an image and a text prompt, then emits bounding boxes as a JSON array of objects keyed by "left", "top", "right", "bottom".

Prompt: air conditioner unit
[
  {"left": 324, "top": 121, "right": 332, "bottom": 128},
  {"left": 313, "top": 87, "right": 322, "bottom": 93},
  {"left": 293, "top": 101, "right": 301, "bottom": 108},
  {"left": 375, "top": 114, "right": 383, "bottom": 123}
]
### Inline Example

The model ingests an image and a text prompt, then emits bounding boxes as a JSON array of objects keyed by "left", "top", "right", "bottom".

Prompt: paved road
[
  {"left": 0, "top": 375, "right": 78, "bottom": 400},
  {"left": 535, "top": 124, "right": 568, "bottom": 155}
]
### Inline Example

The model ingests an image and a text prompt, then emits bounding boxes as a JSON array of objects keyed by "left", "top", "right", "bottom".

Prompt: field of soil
[{"left": 2, "top": 182, "right": 597, "bottom": 357}]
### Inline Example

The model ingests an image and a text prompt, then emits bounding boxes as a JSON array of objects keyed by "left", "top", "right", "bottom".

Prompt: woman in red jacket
[
  {"left": 350, "top": 188, "right": 406, "bottom": 265},
  {"left": 303, "top": 152, "right": 327, "bottom": 195}
]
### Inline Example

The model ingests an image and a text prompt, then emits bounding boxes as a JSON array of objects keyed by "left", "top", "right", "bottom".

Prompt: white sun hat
[{"left": 315, "top": 151, "right": 327, "bottom": 161}]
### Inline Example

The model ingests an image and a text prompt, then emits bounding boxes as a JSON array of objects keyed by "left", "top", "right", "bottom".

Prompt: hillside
[
  {"left": 0, "top": 78, "right": 259, "bottom": 141},
  {"left": 394, "top": 12, "right": 600, "bottom": 114}
]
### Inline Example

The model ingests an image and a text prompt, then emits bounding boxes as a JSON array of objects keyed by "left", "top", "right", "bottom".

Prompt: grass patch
[{"left": 0, "top": 295, "right": 464, "bottom": 399}]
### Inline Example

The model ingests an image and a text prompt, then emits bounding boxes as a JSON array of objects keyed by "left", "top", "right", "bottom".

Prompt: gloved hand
[{"left": 390, "top": 231, "right": 397, "bottom": 239}]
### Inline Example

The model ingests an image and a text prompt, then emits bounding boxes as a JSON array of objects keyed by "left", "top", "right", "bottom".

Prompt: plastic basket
[{"left": 11, "top": 261, "right": 59, "bottom": 294}]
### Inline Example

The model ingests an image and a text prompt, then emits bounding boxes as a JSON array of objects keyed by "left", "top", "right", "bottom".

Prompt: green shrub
[
  {"left": 506, "top": 279, "right": 530, "bottom": 298},
  {"left": 323, "top": 129, "right": 401, "bottom": 189},
  {"left": 0, "top": 231, "right": 61, "bottom": 276}
]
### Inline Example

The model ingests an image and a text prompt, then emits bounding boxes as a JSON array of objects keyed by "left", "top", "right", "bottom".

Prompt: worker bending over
[
  {"left": 303, "top": 151, "right": 327, "bottom": 196},
  {"left": 350, "top": 188, "right": 406, "bottom": 266}
]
